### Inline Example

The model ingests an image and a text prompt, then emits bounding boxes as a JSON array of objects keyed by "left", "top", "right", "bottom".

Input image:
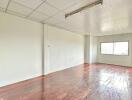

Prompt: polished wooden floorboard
[{"left": 0, "top": 64, "right": 132, "bottom": 100}]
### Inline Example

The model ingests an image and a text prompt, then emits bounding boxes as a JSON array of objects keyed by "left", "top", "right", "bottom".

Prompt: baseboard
[
  {"left": 44, "top": 63, "right": 85, "bottom": 75},
  {"left": 96, "top": 62, "right": 132, "bottom": 67},
  {"left": 0, "top": 75, "right": 44, "bottom": 88}
]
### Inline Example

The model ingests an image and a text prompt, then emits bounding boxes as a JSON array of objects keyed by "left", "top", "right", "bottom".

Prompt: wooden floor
[{"left": 0, "top": 64, "right": 132, "bottom": 100}]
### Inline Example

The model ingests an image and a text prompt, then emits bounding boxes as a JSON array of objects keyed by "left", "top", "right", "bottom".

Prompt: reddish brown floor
[{"left": 0, "top": 64, "right": 132, "bottom": 100}]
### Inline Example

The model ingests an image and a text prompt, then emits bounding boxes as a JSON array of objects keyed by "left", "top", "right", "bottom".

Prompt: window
[
  {"left": 101, "top": 43, "right": 113, "bottom": 54},
  {"left": 114, "top": 42, "right": 128, "bottom": 55},
  {"left": 101, "top": 42, "right": 128, "bottom": 55}
]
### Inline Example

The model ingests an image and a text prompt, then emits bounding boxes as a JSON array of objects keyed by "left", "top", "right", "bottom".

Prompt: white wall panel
[
  {"left": 0, "top": 12, "right": 43, "bottom": 87},
  {"left": 44, "top": 24, "right": 84, "bottom": 74}
]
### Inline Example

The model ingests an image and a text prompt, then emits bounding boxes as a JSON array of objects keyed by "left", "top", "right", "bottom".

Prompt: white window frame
[{"left": 100, "top": 41, "right": 129, "bottom": 56}]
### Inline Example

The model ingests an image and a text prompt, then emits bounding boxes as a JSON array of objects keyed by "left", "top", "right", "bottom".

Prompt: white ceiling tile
[
  {"left": 65, "top": 12, "right": 85, "bottom": 28},
  {"left": 0, "top": 0, "right": 9, "bottom": 9},
  {"left": 47, "top": 0, "right": 81, "bottom": 10},
  {"left": 44, "top": 17, "right": 63, "bottom": 25},
  {"left": 55, "top": 22, "right": 74, "bottom": 30},
  {"left": 49, "top": 12, "right": 66, "bottom": 22},
  {"left": 44, "top": 11, "right": 85, "bottom": 33},
  {"left": 37, "top": 3, "right": 59, "bottom": 16},
  {"left": 44, "top": 12, "right": 66, "bottom": 25},
  {"left": 12, "top": 0, "right": 45, "bottom": 9},
  {"left": 64, "top": 3, "right": 82, "bottom": 14},
  {"left": 8, "top": 1, "right": 33, "bottom": 16},
  {"left": 29, "top": 11, "right": 49, "bottom": 22},
  {"left": 7, "top": 10, "right": 26, "bottom": 17},
  {"left": 56, "top": 22, "right": 85, "bottom": 33}
]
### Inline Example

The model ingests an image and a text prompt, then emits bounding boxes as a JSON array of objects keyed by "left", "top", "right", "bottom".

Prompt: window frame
[{"left": 100, "top": 41, "right": 129, "bottom": 56}]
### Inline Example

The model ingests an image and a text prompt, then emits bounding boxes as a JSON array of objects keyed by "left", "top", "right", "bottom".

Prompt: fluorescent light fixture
[{"left": 65, "top": 0, "right": 103, "bottom": 18}]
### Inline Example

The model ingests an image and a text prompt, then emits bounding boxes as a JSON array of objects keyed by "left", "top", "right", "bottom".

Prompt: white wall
[
  {"left": 44, "top": 24, "right": 84, "bottom": 74},
  {"left": 89, "top": 36, "right": 97, "bottom": 64},
  {"left": 0, "top": 12, "right": 43, "bottom": 87},
  {"left": 84, "top": 35, "right": 98, "bottom": 64},
  {"left": 0, "top": 12, "right": 85, "bottom": 87},
  {"left": 97, "top": 33, "right": 132, "bottom": 66},
  {"left": 84, "top": 35, "right": 90, "bottom": 63}
]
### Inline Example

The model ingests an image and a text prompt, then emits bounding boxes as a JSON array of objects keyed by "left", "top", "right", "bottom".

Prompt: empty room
[{"left": 0, "top": 0, "right": 132, "bottom": 100}]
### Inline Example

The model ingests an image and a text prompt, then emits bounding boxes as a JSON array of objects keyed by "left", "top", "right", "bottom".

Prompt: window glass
[
  {"left": 114, "top": 42, "right": 128, "bottom": 55},
  {"left": 101, "top": 43, "right": 113, "bottom": 54},
  {"left": 101, "top": 42, "right": 128, "bottom": 56}
]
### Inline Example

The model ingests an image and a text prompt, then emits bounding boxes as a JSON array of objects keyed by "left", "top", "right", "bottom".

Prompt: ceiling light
[{"left": 65, "top": 0, "right": 103, "bottom": 18}]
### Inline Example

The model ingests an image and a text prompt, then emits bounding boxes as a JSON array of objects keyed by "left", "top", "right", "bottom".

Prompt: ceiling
[{"left": 0, "top": 0, "right": 132, "bottom": 36}]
